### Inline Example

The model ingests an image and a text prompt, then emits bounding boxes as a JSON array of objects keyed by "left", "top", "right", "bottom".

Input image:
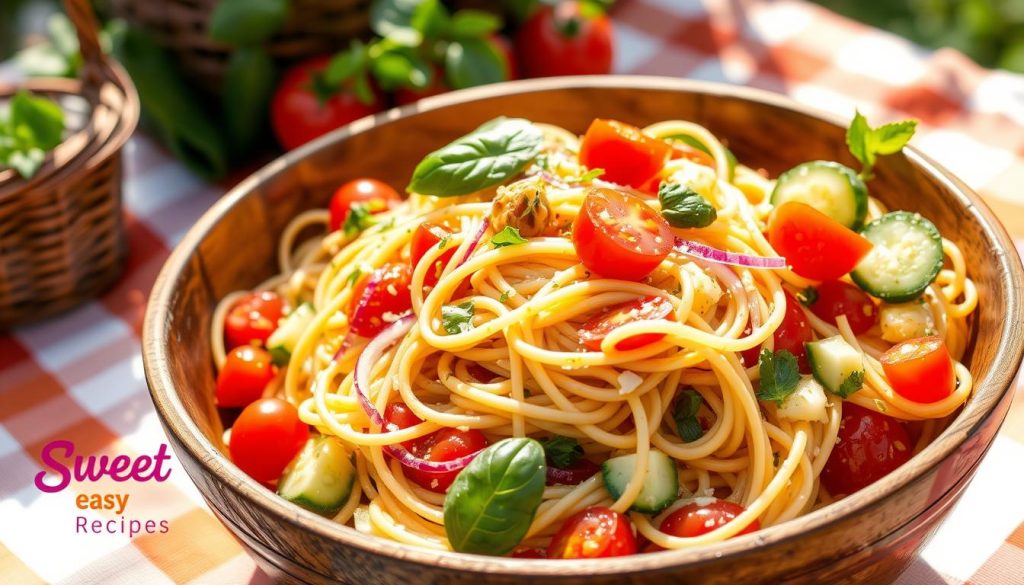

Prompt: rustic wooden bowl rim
[{"left": 143, "top": 76, "right": 1024, "bottom": 576}]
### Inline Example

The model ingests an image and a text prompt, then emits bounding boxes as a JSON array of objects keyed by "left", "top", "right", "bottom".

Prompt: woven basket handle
[{"left": 64, "top": 0, "right": 106, "bottom": 97}]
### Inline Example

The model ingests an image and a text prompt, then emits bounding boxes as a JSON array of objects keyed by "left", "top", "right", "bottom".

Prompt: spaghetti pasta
[{"left": 211, "top": 117, "right": 976, "bottom": 556}]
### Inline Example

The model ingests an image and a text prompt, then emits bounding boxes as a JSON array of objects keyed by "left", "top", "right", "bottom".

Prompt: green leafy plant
[
  {"left": 756, "top": 348, "right": 801, "bottom": 406},
  {"left": 0, "top": 91, "right": 65, "bottom": 179},
  {"left": 846, "top": 110, "right": 917, "bottom": 180},
  {"left": 539, "top": 435, "right": 583, "bottom": 468}
]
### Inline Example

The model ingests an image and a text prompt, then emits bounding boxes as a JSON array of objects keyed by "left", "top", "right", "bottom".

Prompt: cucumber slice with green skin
[
  {"left": 266, "top": 302, "right": 315, "bottom": 365},
  {"left": 805, "top": 336, "right": 864, "bottom": 395},
  {"left": 851, "top": 211, "right": 943, "bottom": 302},
  {"left": 278, "top": 436, "right": 355, "bottom": 516},
  {"left": 601, "top": 450, "right": 679, "bottom": 514},
  {"left": 770, "top": 161, "right": 868, "bottom": 230}
]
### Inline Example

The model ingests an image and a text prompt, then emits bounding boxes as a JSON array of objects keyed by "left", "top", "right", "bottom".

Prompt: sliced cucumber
[
  {"left": 278, "top": 435, "right": 355, "bottom": 516},
  {"left": 770, "top": 161, "right": 868, "bottom": 230},
  {"left": 805, "top": 336, "right": 864, "bottom": 396},
  {"left": 777, "top": 376, "right": 829, "bottom": 423},
  {"left": 266, "top": 302, "right": 315, "bottom": 365},
  {"left": 601, "top": 450, "right": 678, "bottom": 514},
  {"left": 851, "top": 212, "right": 943, "bottom": 302}
]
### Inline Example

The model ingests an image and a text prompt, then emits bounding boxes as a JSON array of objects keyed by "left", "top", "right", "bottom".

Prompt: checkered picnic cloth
[{"left": 2, "top": 0, "right": 1024, "bottom": 583}]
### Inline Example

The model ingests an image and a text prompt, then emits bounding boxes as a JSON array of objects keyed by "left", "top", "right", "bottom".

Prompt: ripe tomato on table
[
  {"left": 516, "top": 1, "right": 613, "bottom": 78},
  {"left": 572, "top": 187, "right": 674, "bottom": 281},
  {"left": 224, "top": 291, "right": 284, "bottom": 350},
  {"left": 271, "top": 55, "right": 386, "bottom": 151}
]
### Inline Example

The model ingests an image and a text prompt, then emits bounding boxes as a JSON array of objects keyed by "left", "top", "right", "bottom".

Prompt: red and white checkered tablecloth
[{"left": 3, "top": 0, "right": 1024, "bottom": 583}]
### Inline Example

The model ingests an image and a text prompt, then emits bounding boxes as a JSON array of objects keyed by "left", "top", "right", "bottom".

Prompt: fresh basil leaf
[
  {"left": 208, "top": 0, "right": 289, "bottom": 45},
  {"left": 408, "top": 117, "right": 543, "bottom": 196},
  {"left": 411, "top": 0, "right": 450, "bottom": 39},
  {"left": 444, "top": 38, "right": 507, "bottom": 90},
  {"left": 111, "top": 26, "right": 227, "bottom": 179},
  {"left": 674, "top": 389, "right": 704, "bottom": 443},
  {"left": 835, "top": 370, "right": 865, "bottom": 399},
  {"left": 324, "top": 41, "right": 369, "bottom": 87},
  {"left": 539, "top": 436, "right": 583, "bottom": 469},
  {"left": 222, "top": 46, "right": 275, "bottom": 155},
  {"left": 442, "top": 301, "right": 475, "bottom": 335},
  {"left": 444, "top": 438, "right": 546, "bottom": 555},
  {"left": 846, "top": 109, "right": 917, "bottom": 180},
  {"left": 4, "top": 149, "right": 45, "bottom": 179},
  {"left": 352, "top": 71, "right": 376, "bottom": 106},
  {"left": 658, "top": 182, "right": 717, "bottom": 229},
  {"left": 370, "top": 47, "right": 432, "bottom": 90},
  {"left": 491, "top": 226, "right": 528, "bottom": 248},
  {"left": 796, "top": 286, "right": 818, "bottom": 307},
  {"left": 11, "top": 91, "right": 65, "bottom": 150},
  {"left": 757, "top": 348, "right": 801, "bottom": 406},
  {"left": 369, "top": 0, "right": 422, "bottom": 38},
  {"left": 449, "top": 10, "right": 502, "bottom": 38}
]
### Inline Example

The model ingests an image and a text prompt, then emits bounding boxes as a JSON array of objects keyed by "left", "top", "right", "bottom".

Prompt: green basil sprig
[
  {"left": 444, "top": 438, "right": 546, "bottom": 555},
  {"left": 0, "top": 91, "right": 65, "bottom": 179},
  {"left": 658, "top": 181, "right": 717, "bottom": 229},
  {"left": 408, "top": 117, "right": 543, "bottom": 196},
  {"left": 209, "top": 0, "right": 290, "bottom": 45}
]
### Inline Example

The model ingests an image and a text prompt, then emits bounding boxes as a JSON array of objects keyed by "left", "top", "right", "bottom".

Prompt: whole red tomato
[
  {"left": 271, "top": 56, "right": 386, "bottom": 150},
  {"left": 516, "top": 2, "right": 614, "bottom": 78}
]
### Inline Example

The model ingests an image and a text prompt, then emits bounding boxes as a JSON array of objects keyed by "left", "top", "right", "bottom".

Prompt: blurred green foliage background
[
  {"left": 812, "top": 0, "right": 1024, "bottom": 73},
  {"left": 3, "top": 0, "right": 1023, "bottom": 73}
]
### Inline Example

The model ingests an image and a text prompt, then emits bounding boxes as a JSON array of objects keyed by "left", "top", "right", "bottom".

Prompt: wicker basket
[
  {"left": 0, "top": 0, "right": 139, "bottom": 329},
  {"left": 108, "top": 0, "right": 372, "bottom": 96}
]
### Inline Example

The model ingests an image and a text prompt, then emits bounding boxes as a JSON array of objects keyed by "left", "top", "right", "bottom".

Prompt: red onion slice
[
  {"left": 352, "top": 313, "right": 481, "bottom": 473},
  {"left": 674, "top": 238, "right": 786, "bottom": 269},
  {"left": 455, "top": 218, "right": 489, "bottom": 270}
]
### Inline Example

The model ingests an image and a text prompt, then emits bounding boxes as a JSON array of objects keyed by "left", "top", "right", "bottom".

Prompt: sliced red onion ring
[
  {"left": 674, "top": 238, "right": 786, "bottom": 269},
  {"left": 352, "top": 313, "right": 481, "bottom": 473},
  {"left": 455, "top": 218, "right": 489, "bottom": 270}
]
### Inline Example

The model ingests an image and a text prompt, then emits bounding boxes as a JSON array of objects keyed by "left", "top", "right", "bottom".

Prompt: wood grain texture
[{"left": 142, "top": 77, "right": 1024, "bottom": 585}]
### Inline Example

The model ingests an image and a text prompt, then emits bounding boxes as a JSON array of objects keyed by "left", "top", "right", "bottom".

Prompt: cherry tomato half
[
  {"left": 383, "top": 402, "right": 429, "bottom": 452},
  {"left": 410, "top": 222, "right": 458, "bottom": 288},
  {"left": 516, "top": 2, "right": 613, "bottom": 78},
  {"left": 880, "top": 336, "right": 956, "bottom": 404},
  {"left": 808, "top": 280, "right": 878, "bottom": 335},
  {"left": 572, "top": 187, "right": 674, "bottom": 281},
  {"left": 403, "top": 428, "right": 489, "bottom": 493},
  {"left": 224, "top": 291, "right": 284, "bottom": 350},
  {"left": 767, "top": 202, "right": 874, "bottom": 281},
  {"left": 579, "top": 119, "right": 671, "bottom": 189},
  {"left": 547, "top": 506, "right": 637, "bottom": 559},
  {"left": 659, "top": 500, "right": 760, "bottom": 538},
  {"left": 229, "top": 398, "right": 309, "bottom": 483},
  {"left": 579, "top": 296, "right": 675, "bottom": 351},
  {"left": 216, "top": 346, "right": 275, "bottom": 408},
  {"left": 820, "top": 402, "right": 912, "bottom": 497},
  {"left": 329, "top": 178, "right": 401, "bottom": 233},
  {"left": 348, "top": 263, "right": 413, "bottom": 337},
  {"left": 271, "top": 55, "right": 386, "bottom": 151},
  {"left": 740, "top": 291, "right": 813, "bottom": 372}
]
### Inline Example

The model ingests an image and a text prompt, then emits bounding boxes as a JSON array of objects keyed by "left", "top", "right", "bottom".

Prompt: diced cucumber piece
[
  {"left": 777, "top": 376, "right": 829, "bottom": 423},
  {"left": 601, "top": 450, "right": 678, "bottom": 514},
  {"left": 851, "top": 211, "right": 943, "bottom": 302},
  {"left": 278, "top": 436, "right": 355, "bottom": 516},
  {"left": 266, "top": 302, "right": 315, "bottom": 365},
  {"left": 771, "top": 161, "right": 868, "bottom": 229},
  {"left": 805, "top": 336, "right": 864, "bottom": 396}
]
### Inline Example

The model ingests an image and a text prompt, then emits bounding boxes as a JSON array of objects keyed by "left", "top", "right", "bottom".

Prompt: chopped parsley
[
  {"left": 344, "top": 269, "right": 362, "bottom": 288},
  {"left": 835, "top": 370, "right": 865, "bottom": 398},
  {"left": 499, "top": 289, "right": 515, "bottom": 303},
  {"left": 441, "top": 301, "right": 475, "bottom": 335},
  {"left": 756, "top": 348, "right": 801, "bottom": 406},
  {"left": 491, "top": 226, "right": 528, "bottom": 248},
  {"left": 796, "top": 286, "right": 819, "bottom": 307},
  {"left": 674, "top": 388, "right": 704, "bottom": 443},
  {"left": 540, "top": 436, "right": 583, "bottom": 469}
]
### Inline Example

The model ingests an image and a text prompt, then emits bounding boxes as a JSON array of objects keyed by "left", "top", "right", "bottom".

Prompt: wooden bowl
[{"left": 143, "top": 77, "right": 1024, "bottom": 584}]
